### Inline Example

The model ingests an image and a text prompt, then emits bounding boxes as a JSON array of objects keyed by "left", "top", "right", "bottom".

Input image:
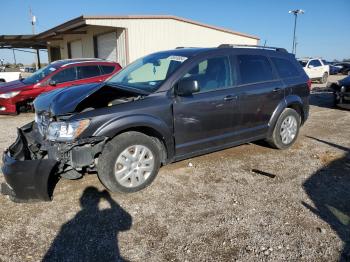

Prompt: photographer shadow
[
  {"left": 43, "top": 186, "right": 132, "bottom": 262},
  {"left": 303, "top": 137, "right": 350, "bottom": 261}
]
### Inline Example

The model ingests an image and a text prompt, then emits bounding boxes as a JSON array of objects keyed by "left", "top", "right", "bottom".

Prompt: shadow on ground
[
  {"left": 43, "top": 186, "right": 132, "bottom": 262},
  {"left": 303, "top": 137, "right": 350, "bottom": 261}
]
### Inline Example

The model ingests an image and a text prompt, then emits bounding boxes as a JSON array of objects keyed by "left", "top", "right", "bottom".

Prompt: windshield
[
  {"left": 107, "top": 52, "right": 188, "bottom": 93},
  {"left": 298, "top": 60, "right": 307, "bottom": 67},
  {"left": 22, "top": 65, "right": 57, "bottom": 84}
]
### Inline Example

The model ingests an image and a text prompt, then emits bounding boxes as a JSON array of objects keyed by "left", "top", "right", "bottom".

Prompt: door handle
[
  {"left": 223, "top": 95, "right": 238, "bottom": 101},
  {"left": 273, "top": 88, "right": 282, "bottom": 92}
]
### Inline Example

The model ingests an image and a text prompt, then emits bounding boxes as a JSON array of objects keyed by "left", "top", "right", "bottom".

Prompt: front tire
[
  {"left": 321, "top": 72, "right": 328, "bottom": 84},
  {"left": 97, "top": 131, "right": 161, "bottom": 193},
  {"left": 267, "top": 108, "right": 301, "bottom": 149}
]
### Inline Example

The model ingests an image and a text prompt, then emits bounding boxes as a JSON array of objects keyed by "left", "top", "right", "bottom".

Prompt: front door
[
  {"left": 45, "top": 66, "right": 78, "bottom": 92},
  {"left": 173, "top": 55, "right": 240, "bottom": 158}
]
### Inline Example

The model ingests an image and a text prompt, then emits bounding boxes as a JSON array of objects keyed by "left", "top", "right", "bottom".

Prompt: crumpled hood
[
  {"left": 34, "top": 82, "right": 103, "bottom": 116},
  {"left": 0, "top": 80, "right": 30, "bottom": 94}
]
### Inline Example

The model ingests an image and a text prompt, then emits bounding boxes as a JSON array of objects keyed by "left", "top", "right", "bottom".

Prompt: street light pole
[{"left": 289, "top": 9, "right": 304, "bottom": 55}]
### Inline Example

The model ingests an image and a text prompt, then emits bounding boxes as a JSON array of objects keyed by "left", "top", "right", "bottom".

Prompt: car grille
[{"left": 35, "top": 112, "right": 51, "bottom": 137}]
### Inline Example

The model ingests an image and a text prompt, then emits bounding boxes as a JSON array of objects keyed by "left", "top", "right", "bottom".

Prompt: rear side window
[
  {"left": 271, "top": 57, "right": 300, "bottom": 78},
  {"left": 238, "top": 55, "right": 274, "bottom": 84},
  {"left": 51, "top": 67, "right": 77, "bottom": 83},
  {"left": 77, "top": 66, "right": 101, "bottom": 79},
  {"left": 101, "top": 65, "right": 115, "bottom": 74}
]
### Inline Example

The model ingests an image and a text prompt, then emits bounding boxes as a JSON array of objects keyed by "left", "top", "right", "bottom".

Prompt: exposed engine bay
[{"left": 76, "top": 85, "right": 144, "bottom": 113}]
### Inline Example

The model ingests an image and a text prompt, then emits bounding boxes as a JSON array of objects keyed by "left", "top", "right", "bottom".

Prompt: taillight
[{"left": 307, "top": 79, "right": 312, "bottom": 91}]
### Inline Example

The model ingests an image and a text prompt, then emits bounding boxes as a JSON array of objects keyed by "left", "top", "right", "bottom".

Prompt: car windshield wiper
[{"left": 106, "top": 82, "right": 151, "bottom": 95}]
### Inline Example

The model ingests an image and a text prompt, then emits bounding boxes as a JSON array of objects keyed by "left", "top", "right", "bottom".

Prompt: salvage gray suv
[{"left": 1, "top": 45, "right": 310, "bottom": 202}]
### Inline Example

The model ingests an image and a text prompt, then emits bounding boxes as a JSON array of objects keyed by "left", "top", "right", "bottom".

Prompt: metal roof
[
  {"left": 0, "top": 15, "right": 260, "bottom": 50},
  {"left": 36, "top": 15, "right": 260, "bottom": 40},
  {"left": 0, "top": 35, "right": 48, "bottom": 49}
]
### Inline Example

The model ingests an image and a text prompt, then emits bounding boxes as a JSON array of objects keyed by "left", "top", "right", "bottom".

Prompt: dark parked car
[
  {"left": 329, "top": 75, "right": 350, "bottom": 110},
  {"left": 334, "top": 62, "right": 350, "bottom": 75},
  {"left": 324, "top": 61, "right": 342, "bottom": 75},
  {"left": 1, "top": 45, "right": 311, "bottom": 202}
]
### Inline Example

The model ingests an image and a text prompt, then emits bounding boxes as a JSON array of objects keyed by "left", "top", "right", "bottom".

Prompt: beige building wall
[
  {"left": 86, "top": 18, "right": 258, "bottom": 63},
  {"left": 48, "top": 26, "right": 126, "bottom": 64},
  {"left": 47, "top": 18, "right": 258, "bottom": 66}
]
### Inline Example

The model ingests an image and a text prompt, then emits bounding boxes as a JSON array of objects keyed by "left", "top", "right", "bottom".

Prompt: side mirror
[
  {"left": 49, "top": 80, "right": 57, "bottom": 86},
  {"left": 176, "top": 79, "right": 200, "bottom": 96},
  {"left": 308, "top": 65, "right": 314, "bottom": 68}
]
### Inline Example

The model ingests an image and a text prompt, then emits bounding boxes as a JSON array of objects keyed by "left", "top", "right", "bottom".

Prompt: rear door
[
  {"left": 173, "top": 55, "right": 240, "bottom": 157},
  {"left": 74, "top": 65, "right": 103, "bottom": 85},
  {"left": 235, "top": 54, "right": 285, "bottom": 140}
]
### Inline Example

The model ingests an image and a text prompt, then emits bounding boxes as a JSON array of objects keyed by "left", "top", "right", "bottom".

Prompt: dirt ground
[{"left": 0, "top": 75, "right": 349, "bottom": 262}]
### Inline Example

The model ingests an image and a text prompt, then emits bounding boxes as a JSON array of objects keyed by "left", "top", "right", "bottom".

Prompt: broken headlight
[{"left": 46, "top": 119, "right": 90, "bottom": 142}]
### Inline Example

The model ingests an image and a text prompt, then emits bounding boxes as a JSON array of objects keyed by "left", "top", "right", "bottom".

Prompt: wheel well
[
  {"left": 113, "top": 126, "right": 168, "bottom": 165},
  {"left": 287, "top": 103, "right": 304, "bottom": 123},
  {"left": 0, "top": 79, "right": 5, "bottom": 82},
  {"left": 16, "top": 99, "right": 34, "bottom": 113}
]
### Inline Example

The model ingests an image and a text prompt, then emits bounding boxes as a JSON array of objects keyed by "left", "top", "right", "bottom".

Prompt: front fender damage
[{"left": 1, "top": 123, "right": 106, "bottom": 202}]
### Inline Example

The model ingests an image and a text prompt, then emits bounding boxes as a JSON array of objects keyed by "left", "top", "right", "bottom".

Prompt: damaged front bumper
[
  {"left": 1, "top": 122, "right": 106, "bottom": 202},
  {"left": 1, "top": 126, "right": 58, "bottom": 202}
]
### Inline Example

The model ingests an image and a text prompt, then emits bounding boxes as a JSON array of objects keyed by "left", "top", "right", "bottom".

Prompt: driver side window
[
  {"left": 181, "top": 56, "right": 232, "bottom": 93},
  {"left": 51, "top": 67, "right": 77, "bottom": 84}
]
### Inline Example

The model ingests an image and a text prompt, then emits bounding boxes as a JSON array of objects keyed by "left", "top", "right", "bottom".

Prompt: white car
[
  {"left": 298, "top": 58, "right": 330, "bottom": 83},
  {"left": 0, "top": 72, "right": 22, "bottom": 83}
]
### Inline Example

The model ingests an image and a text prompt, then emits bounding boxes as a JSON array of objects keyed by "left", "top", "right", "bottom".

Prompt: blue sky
[{"left": 0, "top": 0, "right": 349, "bottom": 64}]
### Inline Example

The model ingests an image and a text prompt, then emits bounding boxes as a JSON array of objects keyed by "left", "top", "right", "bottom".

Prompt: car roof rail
[
  {"left": 175, "top": 47, "right": 199, "bottom": 49},
  {"left": 218, "top": 44, "right": 288, "bottom": 53}
]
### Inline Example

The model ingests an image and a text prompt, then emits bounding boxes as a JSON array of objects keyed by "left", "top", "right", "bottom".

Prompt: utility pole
[
  {"left": 29, "top": 7, "right": 39, "bottom": 69},
  {"left": 288, "top": 9, "right": 304, "bottom": 55},
  {"left": 12, "top": 49, "right": 17, "bottom": 65}
]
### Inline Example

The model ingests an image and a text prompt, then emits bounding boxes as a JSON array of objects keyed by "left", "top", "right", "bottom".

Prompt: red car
[{"left": 0, "top": 59, "right": 121, "bottom": 114}]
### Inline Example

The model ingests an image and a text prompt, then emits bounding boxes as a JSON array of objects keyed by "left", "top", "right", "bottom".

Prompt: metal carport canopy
[{"left": 0, "top": 35, "right": 50, "bottom": 68}]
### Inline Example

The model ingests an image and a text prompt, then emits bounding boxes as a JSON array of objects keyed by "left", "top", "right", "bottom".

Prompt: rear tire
[
  {"left": 97, "top": 131, "right": 161, "bottom": 193},
  {"left": 266, "top": 108, "right": 301, "bottom": 150}
]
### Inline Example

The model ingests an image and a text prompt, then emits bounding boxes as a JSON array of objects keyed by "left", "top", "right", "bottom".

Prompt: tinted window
[
  {"left": 181, "top": 56, "right": 232, "bottom": 92},
  {"left": 51, "top": 67, "right": 77, "bottom": 83},
  {"left": 271, "top": 57, "right": 300, "bottom": 78},
  {"left": 77, "top": 66, "right": 101, "bottom": 79},
  {"left": 238, "top": 55, "right": 274, "bottom": 84},
  {"left": 101, "top": 65, "right": 115, "bottom": 74},
  {"left": 309, "top": 60, "right": 322, "bottom": 67}
]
